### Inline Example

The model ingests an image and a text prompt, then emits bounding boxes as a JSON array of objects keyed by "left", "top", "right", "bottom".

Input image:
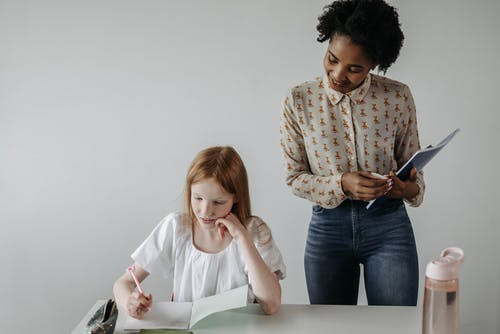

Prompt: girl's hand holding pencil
[{"left": 126, "top": 266, "right": 153, "bottom": 319}]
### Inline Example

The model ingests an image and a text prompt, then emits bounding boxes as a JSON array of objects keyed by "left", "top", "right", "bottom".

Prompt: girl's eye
[
  {"left": 349, "top": 67, "right": 362, "bottom": 73},
  {"left": 195, "top": 197, "right": 202, "bottom": 201},
  {"left": 328, "top": 56, "right": 337, "bottom": 64},
  {"left": 214, "top": 201, "right": 225, "bottom": 205}
]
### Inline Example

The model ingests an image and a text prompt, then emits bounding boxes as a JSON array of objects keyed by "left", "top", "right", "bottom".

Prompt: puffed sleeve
[
  {"left": 245, "top": 216, "right": 286, "bottom": 280},
  {"left": 280, "top": 88, "right": 347, "bottom": 208},
  {"left": 131, "top": 212, "right": 178, "bottom": 278},
  {"left": 395, "top": 85, "right": 425, "bottom": 207}
]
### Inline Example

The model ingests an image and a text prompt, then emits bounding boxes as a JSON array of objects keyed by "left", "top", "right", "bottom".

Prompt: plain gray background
[{"left": 1, "top": 0, "right": 499, "bottom": 333}]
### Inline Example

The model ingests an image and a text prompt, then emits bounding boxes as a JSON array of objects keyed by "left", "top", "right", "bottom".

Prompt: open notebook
[
  {"left": 123, "top": 285, "right": 248, "bottom": 331},
  {"left": 366, "top": 128, "right": 460, "bottom": 210}
]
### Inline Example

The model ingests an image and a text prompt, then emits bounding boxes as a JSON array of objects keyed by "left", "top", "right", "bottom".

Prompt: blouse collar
[{"left": 322, "top": 73, "right": 371, "bottom": 105}]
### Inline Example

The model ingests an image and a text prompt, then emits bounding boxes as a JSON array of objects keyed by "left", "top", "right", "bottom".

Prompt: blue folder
[{"left": 366, "top": 128, "right": 460, "bottom": 210}]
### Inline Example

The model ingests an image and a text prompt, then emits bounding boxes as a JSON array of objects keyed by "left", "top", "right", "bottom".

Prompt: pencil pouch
[{"left": 85, "top": 299, "right": 118, "bottom": 334}]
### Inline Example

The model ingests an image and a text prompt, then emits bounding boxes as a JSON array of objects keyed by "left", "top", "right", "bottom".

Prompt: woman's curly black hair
[{"left": 317, "top": 0, "right": 404, "bottom": 73}]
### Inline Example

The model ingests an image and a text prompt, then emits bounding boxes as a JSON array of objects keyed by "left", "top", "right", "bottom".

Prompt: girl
[
  {"left": 113, "top": 146, "right": 286, "bottom": 318},
  {"left": 280, "top": 0, "right": 422, "bottom": 306}
]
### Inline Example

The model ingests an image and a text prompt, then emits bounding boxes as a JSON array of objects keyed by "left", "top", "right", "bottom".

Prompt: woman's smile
[{"left": 329, "top": 78, "right": 350, "bottom": 90}]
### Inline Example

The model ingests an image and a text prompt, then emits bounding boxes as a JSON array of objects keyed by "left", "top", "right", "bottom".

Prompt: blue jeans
[{"left": 304, "top": 199, "right": 418, "bottom": 306}]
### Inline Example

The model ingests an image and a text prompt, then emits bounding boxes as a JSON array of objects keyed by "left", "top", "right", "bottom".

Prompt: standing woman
[{"left": 280, "top": 0, "right": 424, "bottom": 306}]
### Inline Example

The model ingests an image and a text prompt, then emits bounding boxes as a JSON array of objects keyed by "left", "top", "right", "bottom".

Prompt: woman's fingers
[
  {"left": 388, "top": 171, "right": 404, "bottom": 187},
  {"left": 351, "top": 171, "right": 389, "bottom": 187},
  {"left": 356, "top": 178, "right": 387, "bottom": 188},
  {"left": 343, "top": 171, "right": 411, "bottom": 201},
  {"left": 350, "top": 177, "right": 393, "bottom": 200},
  {"left": 408, "top": 167, "right": 417, "bottom": 181},
  {"left": 384, "top": 170, "right": 406, "bottom": 198},
  {"left": 355, "top": 181, "right": 390, "bottom": 196},
  {"left": 354, "top": 189, "right": 386, "bottom": 201}
]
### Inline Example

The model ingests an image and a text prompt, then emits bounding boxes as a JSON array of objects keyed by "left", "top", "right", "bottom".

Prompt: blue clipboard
[{"left": 366, "top": 128, "right": 460, "bottom": 210}]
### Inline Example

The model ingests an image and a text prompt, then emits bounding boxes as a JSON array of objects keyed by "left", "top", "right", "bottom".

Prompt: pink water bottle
[{"left": 422, "top": 247, "right": 464, "bottom": 334}]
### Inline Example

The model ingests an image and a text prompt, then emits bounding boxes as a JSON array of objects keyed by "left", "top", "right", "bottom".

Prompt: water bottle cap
[{"left": 425, "top": 247, "right": 464, "bottom": 280}]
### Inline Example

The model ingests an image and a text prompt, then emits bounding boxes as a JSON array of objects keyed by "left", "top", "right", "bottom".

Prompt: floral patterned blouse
[{"left": 279, "top": 73, "right": 425, "bottom": 209}]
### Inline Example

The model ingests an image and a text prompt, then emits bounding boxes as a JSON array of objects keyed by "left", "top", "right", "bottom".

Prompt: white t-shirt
[{"left": 131, "top": 212, "right": 286, "bottom": 302}]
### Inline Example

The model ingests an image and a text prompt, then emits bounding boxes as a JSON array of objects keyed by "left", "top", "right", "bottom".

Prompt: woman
[{"left": 279, "top": 0, "right": 424, "bottom": 306}]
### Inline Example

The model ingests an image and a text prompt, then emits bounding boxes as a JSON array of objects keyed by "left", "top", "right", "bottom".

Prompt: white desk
[{"left": 72, "top": 301, "right": 421, "bottom": 334}]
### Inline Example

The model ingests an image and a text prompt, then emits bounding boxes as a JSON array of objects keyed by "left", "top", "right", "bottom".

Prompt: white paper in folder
[{"left": 123, "top": 284, "right": 248, "bottom": 330}]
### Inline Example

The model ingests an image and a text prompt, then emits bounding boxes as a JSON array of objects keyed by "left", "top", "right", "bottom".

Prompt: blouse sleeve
[
  {"left": 279, "top": 89, "right": 347, "bottom": 208},
  {"left": 131, "top": 213, "right": 177, "bottom": 278},
  {"left": 395, "top": 85, "right": 425, "bottom": 207},
  {"left": 245, "top": 217, "right": 286, "bottom": 280}
]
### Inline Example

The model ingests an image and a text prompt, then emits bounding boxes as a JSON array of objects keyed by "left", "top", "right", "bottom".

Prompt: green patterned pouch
[{"left": 85, "top": 299, "right": 118, "bottom": 334}]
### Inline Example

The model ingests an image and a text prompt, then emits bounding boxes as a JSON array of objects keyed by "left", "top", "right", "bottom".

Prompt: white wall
[{"left": 1, "top": 0, "right": 498, "bottom": 333}]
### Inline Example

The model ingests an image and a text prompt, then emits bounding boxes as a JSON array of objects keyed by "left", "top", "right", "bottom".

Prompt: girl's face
[
  {"left": 191, "top": 178, "right": 235, "bottom": 230},
  {"left": 323, "top": 33, "right": 375, "bottom": 94}
]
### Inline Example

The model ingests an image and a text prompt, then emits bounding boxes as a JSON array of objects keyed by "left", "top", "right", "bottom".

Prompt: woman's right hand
[
  {"left": 341, "top": 171, "right": 392, "bottom": 201},
  {"left": 127, "top": 291, "right": 153, "bottom": 319}
]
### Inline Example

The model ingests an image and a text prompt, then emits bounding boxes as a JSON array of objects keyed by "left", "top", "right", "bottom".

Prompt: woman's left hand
[
  {"left": 386, "top": 167, "right": 419, "bottom": 200},
  {"left": 215, "top": 213, "right": 248, "bottom": 241}
]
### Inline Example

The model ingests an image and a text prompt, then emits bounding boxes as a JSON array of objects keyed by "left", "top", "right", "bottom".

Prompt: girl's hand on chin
[{"left": 215, "top": 213, "right": 247, "bottom": 241}]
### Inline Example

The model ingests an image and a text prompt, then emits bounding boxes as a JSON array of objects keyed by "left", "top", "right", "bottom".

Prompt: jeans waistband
[
  {"left": 315, "top": 198, "right": 404, "bottom": 216},
  {"left": 341, "top": 198, "right": 403, "bottom": 209}
]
